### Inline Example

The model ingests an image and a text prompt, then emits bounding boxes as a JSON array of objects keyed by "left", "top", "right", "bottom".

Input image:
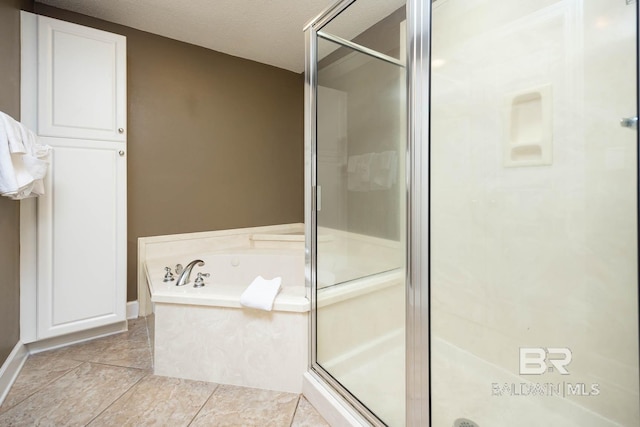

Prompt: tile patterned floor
[{"left": 0, "top": 318, "right": 329, "bottom": 427}]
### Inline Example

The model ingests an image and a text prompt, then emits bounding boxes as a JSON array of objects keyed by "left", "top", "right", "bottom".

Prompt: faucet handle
[
  {"left": 175, "top": 264, "right": 183, "bottom": 275},
  {"left": 163, "top": 266, "right": 175, "bottom": 282},
  {"left": 194, "top": 272, "right": 210, "bottom": 288}
]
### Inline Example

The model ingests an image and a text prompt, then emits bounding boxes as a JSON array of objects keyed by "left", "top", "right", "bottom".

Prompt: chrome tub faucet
[{"left": 175, "top": 259, "right": 204, "bottom": 286}]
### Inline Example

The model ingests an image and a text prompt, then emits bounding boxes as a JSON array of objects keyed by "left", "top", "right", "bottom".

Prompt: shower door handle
[
  {"left": 313, "top": 185, "right": 322, "bottom": 212},
  {"left": 620, "top": 116, "right": 638, "bottom": 130}
]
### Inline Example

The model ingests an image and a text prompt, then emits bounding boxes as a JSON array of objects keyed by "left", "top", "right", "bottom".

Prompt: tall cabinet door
[
  {"left": 37, "top": 139, "right": 127, "bottom": 338},
  {"left": 32, "top": 15, "right": 127, "bottom": 339},
  {"left": 37, "top": 16, "right": 126, "bottom": 142}
]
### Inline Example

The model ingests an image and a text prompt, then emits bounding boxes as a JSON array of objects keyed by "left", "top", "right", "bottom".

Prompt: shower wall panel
[{"left": 430, "top": 0, "right": 638, "bottom": 425}]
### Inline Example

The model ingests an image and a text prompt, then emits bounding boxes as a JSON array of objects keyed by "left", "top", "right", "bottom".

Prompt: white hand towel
[
  {"left": 347, "top": 153, "right": 374, "bottom": 191},
  {"left": 0, "top": 118, "right": 19, "bottom": 196},
  {"left": 240, "top": 275, "right": 282, "bottom": 311},
  {"left": 371, "top": 151, "right": 398, "bottom": 189},
  {"left": 19, "top": 125, "right": 49, "bottom": 197},
  {"left": 0, "top": 112, "right": 26, "bottom": 154},
  {"left": 0, "top": 111, "right": 51, "bottom": 200}
]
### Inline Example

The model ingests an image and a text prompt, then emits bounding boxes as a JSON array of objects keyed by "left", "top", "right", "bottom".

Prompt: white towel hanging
[{"left": 0, "top": 111, "right": 51, "bottom": 200}]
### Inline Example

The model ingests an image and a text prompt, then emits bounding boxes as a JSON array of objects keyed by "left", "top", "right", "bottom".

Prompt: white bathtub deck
[{"left": 145, "top": 259, "right": 309, "bottom": 312}]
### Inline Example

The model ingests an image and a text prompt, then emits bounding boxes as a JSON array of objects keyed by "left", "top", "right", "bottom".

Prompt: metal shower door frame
[{"left": 304, "top": 0, "right": 432, "bottom": 425}]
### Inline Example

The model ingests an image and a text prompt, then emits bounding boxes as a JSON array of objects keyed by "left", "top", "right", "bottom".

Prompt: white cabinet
[
  {"left": 37, "top": 139, "right": 127, "bottom": 339},
  {"left": 20, "top": 12, "right": 127, "bottom": 341},
  {"left": 37, "top": 16, "right": 127, "bottom": 142}
]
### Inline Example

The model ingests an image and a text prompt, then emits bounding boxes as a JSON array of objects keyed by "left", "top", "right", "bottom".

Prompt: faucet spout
[{"left": 175, "top": 259, "right": 204, "bottom": 286}]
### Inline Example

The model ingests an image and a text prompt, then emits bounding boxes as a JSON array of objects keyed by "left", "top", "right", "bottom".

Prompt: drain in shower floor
[{"left": 453, "top": 418, "right": 479, "bottom": 427}]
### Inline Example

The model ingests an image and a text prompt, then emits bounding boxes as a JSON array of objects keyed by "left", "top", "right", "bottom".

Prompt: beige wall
[
  {"left": 0, "top": 0, "right": 33, "bottom": 365},
  {"left": 34, "top": 5, "right": 304, "bottom": 301}
]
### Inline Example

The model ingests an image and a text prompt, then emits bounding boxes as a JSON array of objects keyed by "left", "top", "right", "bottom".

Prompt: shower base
[{"left": 431, "top": 337, "right": 622, "bottom": 426}]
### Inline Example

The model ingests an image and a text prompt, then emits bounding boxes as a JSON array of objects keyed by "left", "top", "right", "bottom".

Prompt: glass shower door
[
  {"left": 310, "top": 0, "right": 407, "bottom": 425},
  {"left": 430, "top": 1, "right": 639, "bottom": 426}
]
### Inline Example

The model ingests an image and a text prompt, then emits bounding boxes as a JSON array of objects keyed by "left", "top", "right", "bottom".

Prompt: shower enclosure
[
  {"left": 305, "top": 1, "right": 407, "bottom": 425},
  {"left": 305, "top": 0, "right": 639, "bottom": 425}
]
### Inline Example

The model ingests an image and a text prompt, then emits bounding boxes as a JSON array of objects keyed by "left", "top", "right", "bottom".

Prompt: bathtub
[
  {"left": 144, "top": 241, "right": 309, "bottom": 394},
  {"left": 147, "top": 248, "right": 308, "bottom": 312}
]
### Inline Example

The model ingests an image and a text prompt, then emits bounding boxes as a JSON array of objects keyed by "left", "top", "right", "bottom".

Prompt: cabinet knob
[
  {"left": 118, "top": 128, "right": 125, "bottom": 134},
  {"left": 119, "top": 150, "right": 125, "bottom": 156}
]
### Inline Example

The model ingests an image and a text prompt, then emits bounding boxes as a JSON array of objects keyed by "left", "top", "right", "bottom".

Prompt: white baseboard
[
  {"left": 126, "top": 300, "right": 139, "bottom": 319},
  {"left": 27, "top": 321, "right": 127, "bottom": 355},
  {"left": 0, "top": 341, "right": 29, "bottom": 407}
]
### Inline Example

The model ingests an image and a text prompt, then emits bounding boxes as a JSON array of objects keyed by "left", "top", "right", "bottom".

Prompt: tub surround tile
[
  {"left": 142, "top": 225, "right": 311, "bottom": 394},
  {"left": 0, "top": 362, "right": 146, "bottom": 426},
  {"left": 146, "top": 313, "right": 155, "bottom": 355},
  {"left": 190, "top": 384, "right": 299, "bottom": 427},
  {"left": 0, "top": 353, "right": 83, "bottom": 414},
  {"left": 291, "top": 396, "right": 330, "bottom": 427},
  {"left": 88, "top": 375, "right": 218, "bottom": 427},
  {"left": 154, "top": 304, "right": 308, "bottom": 393}
]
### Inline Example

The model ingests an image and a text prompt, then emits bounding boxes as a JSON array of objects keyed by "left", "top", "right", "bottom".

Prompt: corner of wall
[{"left": 0, "top": 0, "right": 28, "bottom": 368}]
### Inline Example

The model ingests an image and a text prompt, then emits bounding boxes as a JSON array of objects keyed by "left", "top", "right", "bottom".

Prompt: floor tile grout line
[
  {"left": 74, "top": 359, "right": 152, "bottom": 372},
  {"left": 3, "top": 318, "right": 329, "bottom": 426},
  {"left": 42, "top": 344, "right": 153, "bottom": 369},
  {"left": 289, "top": 394, "right": 303, "bottom": 427},
  {"left": 83, "top": 371, "right": 151, "bottom": 426},
  {"left": 84, "top": 317, "right": 153, "bottom": 425},
  {"left": 0, "top": 357, "right": 84, "bottom": 415},
  {"left": 41, "top": 345, "right": 152, "bottom": 367},
  {"left": 0, "top": 318, "right": 153, "bottom": 422},
  {"left": 186, "top": 383, "right": 220, "bottom": 426},
  {"left": 0, "top": 361, "right": 91, "bottom": 420}
]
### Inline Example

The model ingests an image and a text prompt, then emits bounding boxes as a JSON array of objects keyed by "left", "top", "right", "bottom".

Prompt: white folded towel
[
  {"left": 347, "top": 153, "right": 374, "bottom": 191},
  {"left": 240, "top": 275, "right": 282, "bottom": 311},
  {"left": 0, "top": 111, "right": 51, "bottom": 200},
  {"left": 370, "top": 150, "right": 398, "bottom": 189}
]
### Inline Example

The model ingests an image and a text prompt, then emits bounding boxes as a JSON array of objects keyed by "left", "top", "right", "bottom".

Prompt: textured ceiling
[{"left": 35, "top": 0, "right": 405, "bottom": 73}]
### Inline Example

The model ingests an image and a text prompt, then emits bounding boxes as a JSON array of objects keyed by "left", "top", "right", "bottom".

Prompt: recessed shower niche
[{"left": 504, "top": 84, "right": 552, "bottom": 167}]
